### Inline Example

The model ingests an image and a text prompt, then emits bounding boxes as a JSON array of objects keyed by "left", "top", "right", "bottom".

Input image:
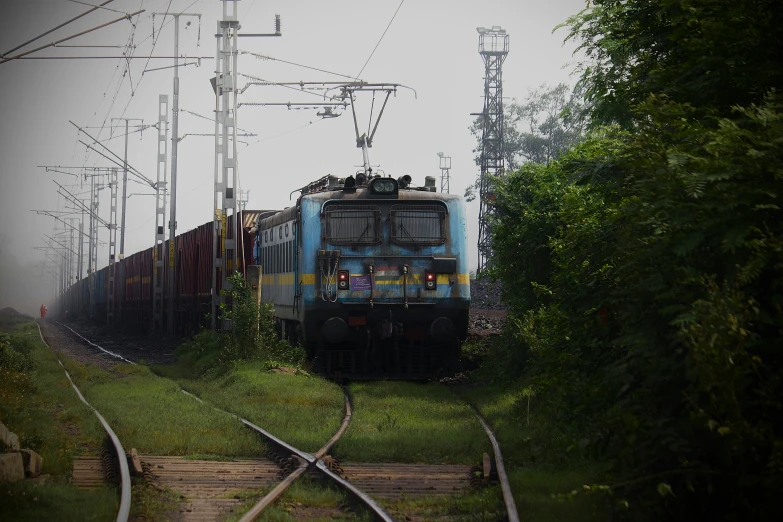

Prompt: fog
[{"left": 0, "top": 0, "right": 585, "bottom": 316}]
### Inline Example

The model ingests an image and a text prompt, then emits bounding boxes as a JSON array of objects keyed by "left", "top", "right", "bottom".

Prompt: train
[{"left": 59, "top": 172, "right": 471, "bottom": 378}]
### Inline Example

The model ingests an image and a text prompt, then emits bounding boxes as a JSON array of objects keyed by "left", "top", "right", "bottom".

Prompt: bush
[
  {"left": 0, "top": 332, "right": 35, "bottom": 373},
  {"left": 488, "top": 93, "right": 783, "bottom": 520},
  {"left": 175, "top": 272, "right": 307, "bottom": 374}
]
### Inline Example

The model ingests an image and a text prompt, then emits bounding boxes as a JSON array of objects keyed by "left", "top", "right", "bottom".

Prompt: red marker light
[
  {"left": 337, "top": 270, "right": 350, "bottom": 290},
  {"left": 424, "top": 271, "right": 436, "bottom": 290},
  {"left": 426, "top": 273, "right": 435, "bottom": 281}
]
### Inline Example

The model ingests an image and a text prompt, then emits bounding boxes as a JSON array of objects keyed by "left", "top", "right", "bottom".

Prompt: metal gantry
[
  {"left": 212, "top": 0, "right": 241, "bottom": 330},
  {"left": 153, "top": 95, "right": 169, "bottom": 330},
  {"left": 437, "top": 152, "right": 451, "bottom": 194},
  {"left": 476, "top": 26, "right": 508, "bottom": 276}
]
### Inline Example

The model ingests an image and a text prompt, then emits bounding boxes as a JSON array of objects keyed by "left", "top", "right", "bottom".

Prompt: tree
[
  {"left": 564, "top": 0, "right": 783, "bottom": 126},
  {"left": 465, "top": 82, "right": 585, "bottom": 201}
]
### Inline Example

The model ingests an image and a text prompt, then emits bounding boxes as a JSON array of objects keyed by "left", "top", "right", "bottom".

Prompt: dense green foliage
[
  {"left": 565, "top": 0, "right": 783, "bottom": 127},
  {"left": 484, "top": 1, "right": 783, "bottom": 519},
  {"left": 205, "top": 272, "right": 305, "bottom": 370}
]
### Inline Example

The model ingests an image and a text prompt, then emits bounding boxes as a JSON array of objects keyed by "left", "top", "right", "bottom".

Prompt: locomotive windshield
[
  {"left": 390, "top": 204, "right": 447, "bottom": 245},
  {"left": 325, "top": 205, "right": 381, "bottom": 245},
  {"left": 324, "top": 201, "right": 448, "bottom": 246}
]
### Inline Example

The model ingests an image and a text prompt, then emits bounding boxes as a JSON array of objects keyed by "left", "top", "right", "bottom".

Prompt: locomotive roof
[{"left": 255, "top": 184, "right": 462, "bottom": 230}]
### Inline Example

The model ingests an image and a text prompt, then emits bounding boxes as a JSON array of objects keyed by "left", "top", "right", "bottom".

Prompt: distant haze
[{"left": 0, "top": 0, "right": 585, "bottom": 314}]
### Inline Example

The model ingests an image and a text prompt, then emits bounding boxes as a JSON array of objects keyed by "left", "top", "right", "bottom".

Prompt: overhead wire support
[
  {"left": 0, "top": 9, "right": 145, "bottom": 65},
  {"left": 238, "top": 101, "right": 348, "bottom": 108},
  {"left": 152, "top": 95, "right": 169, "bottom": 330},
  {"left": 71, "top": 121, "right": 156, "bottom": 188},
  {"left": 54, "top": 181, "right": 109, "bottom": 228},
  {"left": 240, "top": 51, "right": 355, "bottom": 80},
  {"left": 32, "top": 211, "right": 89, "bottom": 240},
  {"left": 0, "top": 0, "right": 116, "bottom": 58},
  {"left": 328, "top": 83, "right": 417, "bottom": 176},
  {"left": 149, "top": 10, "right": 204, "bottom": 335}
]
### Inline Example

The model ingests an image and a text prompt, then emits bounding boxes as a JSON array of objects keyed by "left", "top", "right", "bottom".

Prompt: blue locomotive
[{"left": 252, "top": 173, "right": 470, "bottom": 378}]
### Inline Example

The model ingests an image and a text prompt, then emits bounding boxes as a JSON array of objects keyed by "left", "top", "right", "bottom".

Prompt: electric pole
[
  {"left": 152, "top": 10, "right": 202, "bottom": 335},
  {"left": 111, "top": 116, "right": 144, "bottom": 325},
  {"left": 211, "top": 1, "right": 280, "bottom": 329},
  {"left": 153, "top": 95, "right": 169, "bottom": 331}
]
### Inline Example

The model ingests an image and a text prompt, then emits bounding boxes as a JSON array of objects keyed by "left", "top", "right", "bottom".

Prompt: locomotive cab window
[
  {"left": 391, "top": 204, "right": 447, "bottom": 246},
  {"left": 324, "top": 204, "right": 381, "bottom": 245}
]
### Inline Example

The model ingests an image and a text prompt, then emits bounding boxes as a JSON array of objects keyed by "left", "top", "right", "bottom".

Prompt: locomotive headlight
[
  {"left": 370, "top": 178, "right": 398, "bottom": 195},
  {"left": 424, "top": 271, "right": 436, "bottom": 290},
  {"left": 338, "top": 270, "right": 350, "bottom": 290}
]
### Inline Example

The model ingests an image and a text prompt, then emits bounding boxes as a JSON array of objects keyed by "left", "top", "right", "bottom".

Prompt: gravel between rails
[{"left": 39, "top": 320, "right": 120, "bottom": 371}]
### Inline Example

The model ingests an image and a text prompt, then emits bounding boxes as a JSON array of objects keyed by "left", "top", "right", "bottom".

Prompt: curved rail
[
  {"left": 181, "top": 386, "right": 392, "bottom": 522},
  {"left": 37, "top": 321, "right": 132, "bottom": 522},
  {"left": 472, "top": 407, "right": 519, "bottom": 522},
  {"left": 55, "top": 321, "right": 136, "bottom": 365},
  {"left": 238, "top": 389, "right": 369, "bottom": 522}
]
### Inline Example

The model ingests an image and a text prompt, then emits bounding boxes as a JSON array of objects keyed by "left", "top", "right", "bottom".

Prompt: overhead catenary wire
[
  {"left": 71, "top": 121, "right": 156, "bottom": 188},
  {"left": 0, "top": 9, "right": 145, "bottom": 65},
  {"left": 0, "top": 0, "right": 116, "bottom": 58},
  {"left": 65, "top": 0, "right": 129, "bottom": 15},
  {"left": 353, "top": 0, "right": 406, "bottom": 80},
  {"left": 241, "top": 51, "right": 357, "bottom": 80}
]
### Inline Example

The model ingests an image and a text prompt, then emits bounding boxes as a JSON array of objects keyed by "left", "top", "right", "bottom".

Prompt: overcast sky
[{"left": 0, "top": 0, "right": 585, "bottom": 314}]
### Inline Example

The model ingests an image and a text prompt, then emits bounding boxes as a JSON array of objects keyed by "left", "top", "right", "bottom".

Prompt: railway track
[
  {"left": 35, "top": 320, "right": 131, "bottom": 522},
  {"left": 47, "top": 320, "right": 519, "bottom": 521}
]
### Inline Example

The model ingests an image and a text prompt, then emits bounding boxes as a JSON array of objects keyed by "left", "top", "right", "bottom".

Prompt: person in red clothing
[{"left": 40, "top": 304, "right": 47, "bottom": 318}]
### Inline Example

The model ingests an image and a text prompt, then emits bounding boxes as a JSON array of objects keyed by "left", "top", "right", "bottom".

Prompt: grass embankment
[
  {"left": 455, "top": 340, "right": 608, "bottom": 522},
  {"left": 335, "top": 381, "right": 489, "bottom": 464},
  {"left": 58, "top": 358, "right": 265, "bottom": 458},
  {"left": 0, "top": 318, "right": 118, "bottom": 521},
  {"left": 155, "top": 349, "right": 346, "bottom": 454}
]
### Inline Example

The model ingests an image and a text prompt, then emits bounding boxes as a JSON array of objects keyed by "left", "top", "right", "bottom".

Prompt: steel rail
[
  {"left": 472, "top": 407, "right": 519, "bottom": 522},
  {"left": 36, "top": 321, "right": 131, "bottom": 522},
  {"left": 238, "top": 390, "right": 357, "bottom": 521},
  {"left": 181, "top": 387, "right": 393, "bottom": 521},
  {"left": 56, "top": 322, "right": 136, "bottom": 365},
  {"left": 44, "top": 324, "right": 391, "bottom": 520}
]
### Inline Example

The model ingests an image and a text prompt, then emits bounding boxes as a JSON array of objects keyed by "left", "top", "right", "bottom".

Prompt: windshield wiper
[{"left": 399, "top": 223, "right": 418, "bottom": 244}]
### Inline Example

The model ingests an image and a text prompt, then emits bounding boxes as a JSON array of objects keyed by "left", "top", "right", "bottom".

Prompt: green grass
[
  {"left": 58, "top": 358, "right": 266, "bottom": 457},
  {"left": 157, "top": 360, "right": 346, "bottom": 453},
  {"left": 456, "top": 382, "right": 608, "bottom": 522},
  {"left": 226, "top": 478, "right": 372, "bottom": 522},
  {"left": 334, "top": 381, "right": 489, "bottom": 464},
  {"left": 0, "top": 481, "right": 119, "bottom": 522},
  {"left": 0, "top": 319, "right": 116, "bottom": 520},
  {"left": 380, "top": 488, "right": 505, "bottom": 521},
  {"left": 0, "top": 322, "right": 107, "bottom": 473}
]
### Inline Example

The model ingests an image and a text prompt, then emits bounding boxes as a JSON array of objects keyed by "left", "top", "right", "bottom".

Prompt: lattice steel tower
[{"left": 476, "top": 26, "right": 508, "bottom": 275}]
